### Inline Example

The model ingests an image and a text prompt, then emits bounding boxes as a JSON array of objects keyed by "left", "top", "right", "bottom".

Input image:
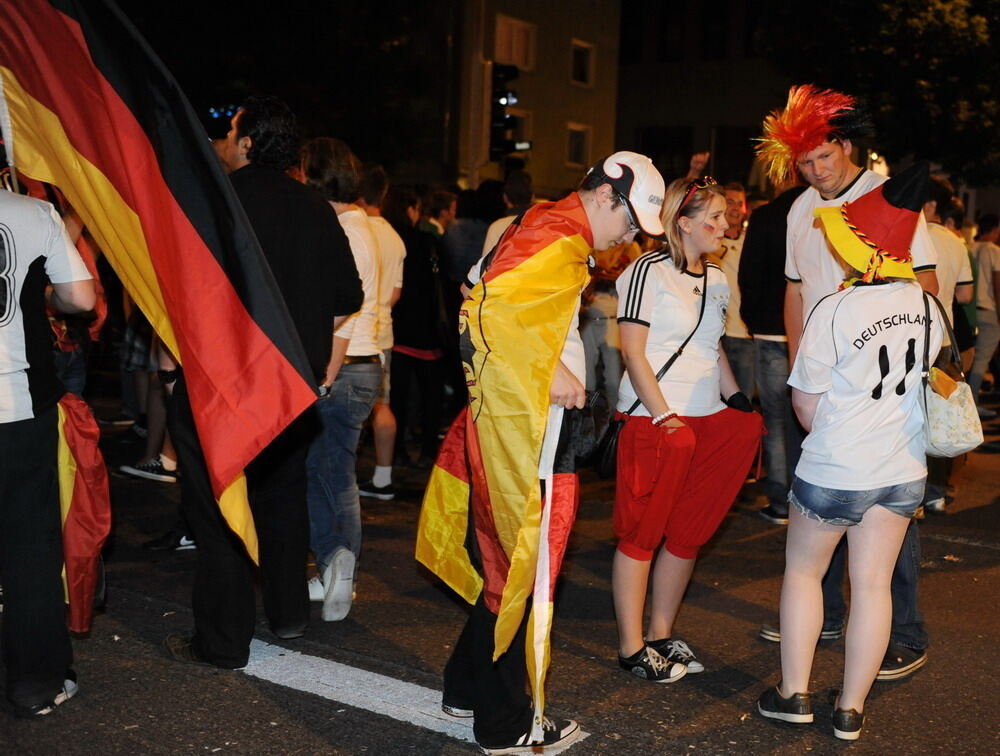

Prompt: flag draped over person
[
  {"left": 417, "top": 200, "right": 590, "bottom": 736},
  {"left": 0, "top": 0, "right": 318, "bottom": 561}
]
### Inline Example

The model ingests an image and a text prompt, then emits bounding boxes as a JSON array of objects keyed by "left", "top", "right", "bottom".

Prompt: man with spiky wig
[{"left": 756, "top": 85, "right": 938, "bottom": 682}]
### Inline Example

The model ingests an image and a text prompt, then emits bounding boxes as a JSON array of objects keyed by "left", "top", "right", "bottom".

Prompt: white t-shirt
[
  {"left": 972, "top": 240, "right": 1000, "bottom": 313},
  {"left": 482, "top": 214, "right": 516, "bottom": 257},
  {"left": 335, "top": 208, "right": 380, "bottom": 356},
  {"left": 368, "top": 215, "right": 406, "bottom": 351},
  {"left": 465, "top": 254, "right": 585, "bottom": 383},
  {"left": 717, "top": 233, "right": 750, "bottom": 339},
  {"left": 1, "top": 193, "right": 91, "bottom": 422},
  {"left": 789, "top": 281, "right": 943, "bottom": 489},
  {"left": 786, "top": 170, "right": 938, "bottom": 317},
  {"left": 616, "top": 252, "right": 728, "bottom": 417},
  {"left": 926, "top": 222, "right": 973, "bottom": 326}
]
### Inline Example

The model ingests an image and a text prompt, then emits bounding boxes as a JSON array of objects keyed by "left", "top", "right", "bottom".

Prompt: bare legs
[
  {"left": 613, "top": 546, "right": 696, "bottom": 657},
  {"left": 779, "top": 505, "right": 912, "bottom": 711},
  {"left": 371, "top": 403, "right": 396, "bottom": 467}
]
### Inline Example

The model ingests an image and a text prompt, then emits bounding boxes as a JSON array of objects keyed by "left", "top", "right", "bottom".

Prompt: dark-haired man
[
  {"left": 757, "top": 85, "right": 939, "bottom": 681},
  {"left": 419, "top": 152, "right": 665, "bottom": 754},
  {"left": 165, "top": 95, "right": 361, "bottom": 669}
]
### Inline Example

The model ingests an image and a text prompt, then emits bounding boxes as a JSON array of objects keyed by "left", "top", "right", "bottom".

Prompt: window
[
  {"left": 566, "top": 123, "right": 592, "bottom": 167},
  {"left": 495, "top": 14, "right": 537, "bottom": 71},
  {"left": 570, "top": 40, "right": 595, "bottom": 87}
]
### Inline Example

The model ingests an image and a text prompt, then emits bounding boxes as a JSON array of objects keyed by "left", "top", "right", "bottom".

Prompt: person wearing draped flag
[
  {"left": 417, "top": 152, "right": 666, "bottom": 753},
  {"left": 0, "top": 186, "right": 96, "bottom": 717}
]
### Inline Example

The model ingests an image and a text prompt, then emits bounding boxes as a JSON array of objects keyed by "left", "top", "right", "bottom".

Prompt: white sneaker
[
  {"left": 322, "top": 547, "right": 355, "bottom": 621},
  {"left": 308, "top": 576, "right": 325, "bottom": 602}
]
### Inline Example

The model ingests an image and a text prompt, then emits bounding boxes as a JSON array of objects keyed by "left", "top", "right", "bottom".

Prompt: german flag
[
  {"left": 417, "top": 194, "right": 591, "bottom": 739},
  {"left": 0, "top": 0, "right": 318, "bottom": 559}
]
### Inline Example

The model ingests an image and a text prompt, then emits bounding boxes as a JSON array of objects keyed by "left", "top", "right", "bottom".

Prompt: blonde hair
[{"left": 660, "top": 178, "right": 725, "bottom": 270}]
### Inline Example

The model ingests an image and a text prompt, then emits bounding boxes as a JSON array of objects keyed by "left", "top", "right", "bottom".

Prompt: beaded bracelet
[{"left": 651, "top": 411, "right": 677, "bottom": 426}]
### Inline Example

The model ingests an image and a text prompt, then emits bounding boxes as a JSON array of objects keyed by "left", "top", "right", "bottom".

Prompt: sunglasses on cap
[{"left": 678, "top": 176, "right": 719, "bottom": 214}]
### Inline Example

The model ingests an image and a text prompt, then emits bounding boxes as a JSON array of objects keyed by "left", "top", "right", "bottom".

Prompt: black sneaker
[
  {"left": 479, "top": 717, "right": 581, "bottom": 754},
  {"left": 833, "top": 707, "right": 864, "bottom": 740},
  {"left": 924, "top": 497, "right": 948, "bottom": 515},
  {"left": 877, "top": 643, "right": 927, "bottom": 681},
  {"left": 120, "top": 457, "right": 177, "bottom": 483},
  {"left": 142, "top": 531, "right": 195, "bottom": 551},
  {"left": 758, "top": 505, "right": 789, "bottom": 525},
  {"left": 756, "top": 686, "right": 813, "bottom": 724},
  {"left": 163, "top": 634, "right": 213, "bottom": 667},
  {"left": 758, "top": 622, "right": 844, "bottom": 643},
  {"left": 358, "top": 480, "right": 395, "bottom": 500},
  {"left": 618, "top": 645, "right": 687, "bottom": 683},
  {"left": 14, "top": 671, "right": 78, "bottom": 718},
  {"left": 646, "top": 637, "right": 704, "bottom": 673},
  {"left": 441, "top": 700, "right": 473, "bottom": 718}
]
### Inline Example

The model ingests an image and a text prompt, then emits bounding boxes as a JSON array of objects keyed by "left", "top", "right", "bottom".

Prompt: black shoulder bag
[{"left": 593, "top": 281, "right": 708, "bottom": 479}]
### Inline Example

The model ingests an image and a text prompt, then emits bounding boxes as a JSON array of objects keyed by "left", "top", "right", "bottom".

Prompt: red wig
[{"left": 756, "top": 85, "right": 857, "bottom": 184}]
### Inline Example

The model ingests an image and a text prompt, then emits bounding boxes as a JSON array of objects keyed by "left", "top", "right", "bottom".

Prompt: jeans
[
  {"left": 969, "top": 308, "right": 1000, "bottom": 402},
  {"left": 821, "top": 518, "right": 927, "bottom": 650},
  {"left": 753, "top": 339, "right": 802, "bottom": 508},
  {"left": 306, "top": 362, "right": 380, "bottom": 574},
  {"left": 790, "top": 478, "right": 924, "bottom": 525},
  {"left": 581, "top": 315, "right": 622, "bottom": 413},
  {"left": 722, "top": 335, "right": 756, "bottom": 399}
]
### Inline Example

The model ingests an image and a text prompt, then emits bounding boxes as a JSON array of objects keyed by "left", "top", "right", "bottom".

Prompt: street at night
[{"left": 2, "top": 381, "right": 999, "bottom": 754}]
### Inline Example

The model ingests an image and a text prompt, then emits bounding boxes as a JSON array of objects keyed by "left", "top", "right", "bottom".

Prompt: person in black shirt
[{"left": 164, "top": 95, "right": 361, "bottom": 669}]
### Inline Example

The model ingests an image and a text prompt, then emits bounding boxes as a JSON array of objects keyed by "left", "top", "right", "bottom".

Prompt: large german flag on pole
[
  {"left": 417, "top": 195, "right": 591, "bottom": 740},
  {"left": 0, "top": 0, "right": 318, "bottom": 560}
]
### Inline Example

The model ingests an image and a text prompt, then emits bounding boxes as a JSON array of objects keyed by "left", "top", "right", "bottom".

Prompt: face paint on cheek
[{"left": 702, "top": 221, "right": 717, "bottom": 233}]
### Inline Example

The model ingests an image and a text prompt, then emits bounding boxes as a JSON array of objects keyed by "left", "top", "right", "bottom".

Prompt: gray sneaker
[{"left": 321, "top": 547, "right": 356, "bottom": 621}]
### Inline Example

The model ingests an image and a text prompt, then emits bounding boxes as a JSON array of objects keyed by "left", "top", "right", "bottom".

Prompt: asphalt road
[{"left": 2, "top": 389, "right": 999, "bottom": 755}]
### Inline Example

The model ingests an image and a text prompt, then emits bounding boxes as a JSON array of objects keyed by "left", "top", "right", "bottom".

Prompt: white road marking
[
  {"left": 243, "top": 640, "right": 588, "bottom": 753},
  {"left": 924, "top": 533, "right": 1000, "bottom": 551}
]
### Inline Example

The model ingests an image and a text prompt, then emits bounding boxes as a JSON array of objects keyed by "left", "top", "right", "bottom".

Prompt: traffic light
[{"left": 489, "top": 62, "right": 531, "bottom": 161}]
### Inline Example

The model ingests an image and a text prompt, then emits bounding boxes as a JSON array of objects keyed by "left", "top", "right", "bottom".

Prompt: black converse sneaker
[
  {"left": 618, "top": 645, "right": 687, "bottom": 683},
  {"left": 756, "top": 686, "right": 814, "bottom": 724},
  {"left": 14, "top": 671, "right": 78, "bottom": 718},
  {"left": 358, "top": 480, "right": 395, "bottom": 500},
  {"left": 647, "top": 637, "right": 704, "bottom": 673},
  {"left": 479, "top": 716, "right": 581, "bottom": 754}
]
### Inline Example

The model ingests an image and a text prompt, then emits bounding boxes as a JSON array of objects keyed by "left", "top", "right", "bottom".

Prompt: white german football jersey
[
  {"left": 1, "top": 191, "right": 91, "bottom": 422},
  {"left": 789, "top": 281, "right": 944, "bottom": 489},
  {"left": 617, "top": 252, "right": 728, "bottom": 417}
]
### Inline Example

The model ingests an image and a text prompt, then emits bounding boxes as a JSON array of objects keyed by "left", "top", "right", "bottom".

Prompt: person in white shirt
[
  {"left": 757, "top": 163, "right": 944, "bottom": 742},
  {"left": 301, "top": 138, "right": 382, "bottom": 623},
  {"left": 921, "top": 176, "right": 974, "bottom": 513},
  {"left": 756, "top": 87, "right": 938, "bottom": 677},
  {"left": 0, "top": 189, "right": 95, "bottom": 716},
  {"left": 969, "top": 214, "right": 1000, "bottom": 418},
  {"left": 356, "top": 163, "right": 405, "bottom": 499},
  {"left": 613, "top": 177, "right": 762, "bottom": 683},
  {"left": 716, "top": 182, "right": 755, "bottom": 396}
]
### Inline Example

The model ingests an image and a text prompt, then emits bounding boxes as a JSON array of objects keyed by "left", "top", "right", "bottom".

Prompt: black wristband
[{"left": 724, "top": 391, "right": 753, "bottom": 412}]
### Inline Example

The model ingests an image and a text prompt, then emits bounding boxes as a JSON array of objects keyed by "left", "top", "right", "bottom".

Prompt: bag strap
[
  {"left": 922, "top": 291, "right": 964, "bottom": 378},
  {"left": 623, "top": 270, "right": 709, "bottom": 416},
  {"left": 921, "top": 292, "right": 931, "bottom": 388}
]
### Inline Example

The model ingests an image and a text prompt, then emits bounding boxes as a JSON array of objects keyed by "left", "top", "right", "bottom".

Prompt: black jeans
[
  {"left": 167, "top": 374, "right": 314, "bottom": 667},
  {"left": 0, "top": 405, "right": 73, "bottom": 707},
  {"left": 390, "top": 352, "right": 444, "bottom": 460},
  {"left": 443, "top": 595, "right": 533, "bottom": 747}
]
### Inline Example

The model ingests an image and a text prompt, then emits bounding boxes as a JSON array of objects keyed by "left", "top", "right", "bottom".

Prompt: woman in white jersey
[
  {"left": 613, "top": 177, "right": 763, "bottom": 682},
  {"left": 756, "top": 163, "right": 944, "bottom": 741}
]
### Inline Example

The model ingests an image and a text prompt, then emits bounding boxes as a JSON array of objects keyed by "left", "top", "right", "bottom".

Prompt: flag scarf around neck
[
  {"left": 416, "top": 195, "right": 591, "bottom": 737},
  {"left": 0, "top": 0, "right": 319, "bottom": 561}
]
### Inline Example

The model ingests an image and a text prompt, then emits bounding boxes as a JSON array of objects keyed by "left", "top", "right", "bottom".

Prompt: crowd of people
[{"left": 1, "top": 81, "right": 998, "bottom": 754}]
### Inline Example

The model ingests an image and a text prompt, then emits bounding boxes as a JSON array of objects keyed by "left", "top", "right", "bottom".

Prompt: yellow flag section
[
  {"left": 0, "top": 67, "right": 258, "bottom": 561},
  {"left": 465, "top": 233, "right": 590, "bottom": 657}
]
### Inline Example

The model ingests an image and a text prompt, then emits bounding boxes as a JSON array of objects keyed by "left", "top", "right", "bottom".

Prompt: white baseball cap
[{"left": 587, "top": 151, "right": 666, "bottom": 239}]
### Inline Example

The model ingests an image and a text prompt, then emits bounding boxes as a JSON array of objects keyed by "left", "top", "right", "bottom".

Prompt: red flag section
[{"left": 0, "top": 0, "right": 319, "bottom": 557}]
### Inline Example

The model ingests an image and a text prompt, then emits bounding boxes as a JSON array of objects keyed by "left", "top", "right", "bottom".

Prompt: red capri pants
[{"left": 614, "top": 408, "right": 762, "bottom": 561}]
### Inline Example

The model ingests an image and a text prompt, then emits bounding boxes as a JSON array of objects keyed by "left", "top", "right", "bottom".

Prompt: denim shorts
[{"left": 789, "top": 477, "right": 925, "bottom": 526}]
